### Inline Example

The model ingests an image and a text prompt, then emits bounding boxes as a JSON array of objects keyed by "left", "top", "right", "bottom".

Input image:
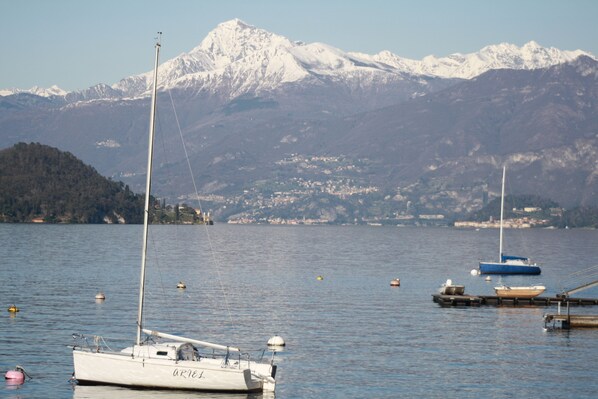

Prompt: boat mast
[
  {"left": 498, "top": 166, "right": 506, "bottom": 262},
  {"left": 136, "top": 34, "right": 161, "bottom": 346}
]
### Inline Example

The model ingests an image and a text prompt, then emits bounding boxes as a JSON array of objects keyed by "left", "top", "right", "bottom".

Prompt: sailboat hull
[
  {"left": 479, "top": 261, "right": 541, "bottom": 275},
  {"left": 73, "top": 349, "right": 265, "bottom": 392}
]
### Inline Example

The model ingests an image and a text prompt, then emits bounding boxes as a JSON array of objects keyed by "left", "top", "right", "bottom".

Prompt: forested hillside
[{"left": 0, "top": 142, "right": 144, "bottom": 223}]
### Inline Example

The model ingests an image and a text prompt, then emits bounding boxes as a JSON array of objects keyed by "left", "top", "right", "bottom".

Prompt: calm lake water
[{"left": 1, "top": 224, "right": 598, "bottom": 398}]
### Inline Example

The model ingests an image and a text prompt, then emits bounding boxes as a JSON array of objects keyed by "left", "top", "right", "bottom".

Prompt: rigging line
[
  {"left": 503, "top": 166, "right": 533, "bottom": 256},
  {"left": 562, "top": 267, "right": 598, "bottom": 287},
  {"left": 564, "top": 264, "right": 598, "bottom": 276},
  {"left": 147, "top": 228, "right": 173, "bottom": 327},
  {"left": 167, "top": 89, "right": 236, "bottom": 332},
  {"left": 146, "top": 106, "right": 178, "bottom": 332},
  {"left": 561, "top": 265, "right": 598, "bottom": 281},
  {"left": 149, "top": 105, "right": 193, "bottom": 333}
]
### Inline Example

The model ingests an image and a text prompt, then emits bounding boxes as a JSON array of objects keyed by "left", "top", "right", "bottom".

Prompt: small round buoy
[
  {"left": 390, "top": 278, "right": 400, "bottom": 287},
  {"left": 95, "top": 292, "right": 106, "bottom": 300},
  {"left": 267, "top": 335, "right": 286, "bottom": 347},
  {"left": 470, "top": 269, "right": 479, "bottom": 276},
  {"left": 4, "top": 366, "right": 26, "bottom": 384},
  {"left": 177, "top": 281, "right": 186, "bottom": 289},
  {"left": 7, "top": 305, "right": 19, "bottom": 313},
  {"left": 316, "top": 276, "right": 323, "bottom": 281},
  {"left": 485, "top": 276, "right": 492, "bottom": 281}
]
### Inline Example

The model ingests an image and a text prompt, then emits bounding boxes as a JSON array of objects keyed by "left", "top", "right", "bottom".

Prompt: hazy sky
[{"left": 2, "top": 0, "right": 597, "bottom": 91}]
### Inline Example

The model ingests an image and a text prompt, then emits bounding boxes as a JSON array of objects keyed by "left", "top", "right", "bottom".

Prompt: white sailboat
[{"left": 71, "top": 36, "right": 277, "bottom": 393}]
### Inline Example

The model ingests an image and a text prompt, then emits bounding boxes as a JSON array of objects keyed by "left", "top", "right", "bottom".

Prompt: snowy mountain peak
[
  {"left": 368, "top": 40, "right": 595, "bottom": 79},
  {"left": 194, "top": 19, "right": 294, "bottom": 67},
  {"left": 0, "top": 85, "right": 67, "bottom": 97},
  {"left": 522, "top": 40, "right": 541, "bottom": 49}
]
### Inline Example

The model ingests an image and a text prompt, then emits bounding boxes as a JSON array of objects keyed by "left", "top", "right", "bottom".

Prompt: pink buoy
[{"left": 4, "top": 366, "right": 26, "bottom": 384}]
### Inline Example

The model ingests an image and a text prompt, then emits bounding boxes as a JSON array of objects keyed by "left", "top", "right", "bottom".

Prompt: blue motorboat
[{"left": 478, "top": 167, "right": 541, "bottom": 275}]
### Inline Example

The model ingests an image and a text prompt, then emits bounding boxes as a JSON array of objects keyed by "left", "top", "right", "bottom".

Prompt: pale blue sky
[{"left": 2, "top": 0, "right": 597, "bottom": 91}]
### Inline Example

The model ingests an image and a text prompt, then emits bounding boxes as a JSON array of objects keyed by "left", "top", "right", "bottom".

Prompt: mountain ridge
[
  {"left": 2, "top": 19, "right": 594, "bottom": 99},
  {"left": 1, "top": 21, "right": 597, "bottom": 222}
]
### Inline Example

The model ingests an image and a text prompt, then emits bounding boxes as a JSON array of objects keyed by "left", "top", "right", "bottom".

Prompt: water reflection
[
  {"left": 4, "top": 380, "right": 24, "bottom": 390},
  {"left": 72, "top": 385, "right": 274, "bottom": 399}
]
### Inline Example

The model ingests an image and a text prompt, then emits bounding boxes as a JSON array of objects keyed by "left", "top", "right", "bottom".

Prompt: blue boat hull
[{"left": 479, "top": 262, "right": 541, "bottom": 275}]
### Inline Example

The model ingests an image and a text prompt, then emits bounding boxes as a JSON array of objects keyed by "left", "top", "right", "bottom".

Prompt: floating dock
[
  {"left": 432, "top": 294, "right": 598, "bottom": 307},
  {"left": 544, "top": 314, "right": 598, "bottom": 329}
]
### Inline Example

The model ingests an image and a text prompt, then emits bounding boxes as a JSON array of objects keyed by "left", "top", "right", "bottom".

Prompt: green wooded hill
[{"left": 0, "top": 142, "right": 145, "bottom": 223}]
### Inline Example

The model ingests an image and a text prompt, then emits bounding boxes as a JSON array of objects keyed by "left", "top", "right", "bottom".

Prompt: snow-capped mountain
[
  {"left": 110, "top": 19, "right": 594, "bottom": 99},
  {"left": 0, "top": 84, "right": 67, "bottom": 97},
  {"left": 361, "top": 40, "right": 591, "bottom": 79},
  {"left": 113, "top": 19, "right": 415, "bottom": 99},
  {"left": 5, "top": 19, "right": 592, "bottom": 100},
  {"left": 1, "top": 19, "right": 597, "bottom": 217}
]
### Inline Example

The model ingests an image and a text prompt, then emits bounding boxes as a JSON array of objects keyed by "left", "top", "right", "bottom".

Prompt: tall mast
[
  {"left": 498, "top": 166, "right": 506, "bottom": 262},
  {"left": 136, "top": 34, "right": 161, "bottom": 346}
]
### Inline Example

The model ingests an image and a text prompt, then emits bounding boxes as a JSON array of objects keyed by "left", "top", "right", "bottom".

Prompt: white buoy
[
  {"left": 485, "top": 276, "right": 492, "bottom": 281},
  {"left": 95, "top": 292, "right": 105, "bottom": 300},
  {"left": 267, "top": 335, "right": 285, "bottom": 347},
  {"left": 470, "top": 269, "right": 479, "bottom": 276}
]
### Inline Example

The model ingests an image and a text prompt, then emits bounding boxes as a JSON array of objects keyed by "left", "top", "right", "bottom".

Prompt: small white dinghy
[{"left": 494, "top": 285, "right": 545, "bottom": 298}]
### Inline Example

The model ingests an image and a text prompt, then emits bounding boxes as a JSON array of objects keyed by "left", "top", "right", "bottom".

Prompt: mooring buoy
[
  {"left": 267, "top": 335, "right": 286, "bottom": 347},
  {"left": 4, "top": 365, "right": 28, "bottom": 384}
]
